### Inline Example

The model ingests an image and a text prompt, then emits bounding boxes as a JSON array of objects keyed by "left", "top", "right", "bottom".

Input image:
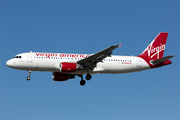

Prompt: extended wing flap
[{"left": 151, "top": 55, "right": 174, "bottom": 64}]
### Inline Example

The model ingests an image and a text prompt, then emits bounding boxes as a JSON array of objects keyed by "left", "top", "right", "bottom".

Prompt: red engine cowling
[
  {"left": 60, "top": 62, "right": 77, "bottom": 72},
  {"left": 53, "top": 72, "right": 75, "bottom": 81}
]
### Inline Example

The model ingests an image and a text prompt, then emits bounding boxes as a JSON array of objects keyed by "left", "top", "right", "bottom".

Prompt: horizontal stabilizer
[{"left": 151, "top": 55, "right": 174, "bottom": 64}]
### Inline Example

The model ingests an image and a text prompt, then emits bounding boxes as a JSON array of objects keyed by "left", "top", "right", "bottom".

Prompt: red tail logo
[
  {"left": 138, "top": 32, "right": 168, "bottom": 60},
  {"left": 146, "top": 41, "right": 166, "bottom": 59}
]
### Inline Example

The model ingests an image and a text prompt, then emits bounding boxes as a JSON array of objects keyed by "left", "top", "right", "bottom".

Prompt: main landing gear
[
  {"left": 26, "top": 71, "right": 31, "bottom": 81},
  {"left": 78, "top": 74, "right": 92, "bottom": 86},
  {"left": 86, "top": 74, "right": 92, "bottom": 80}
]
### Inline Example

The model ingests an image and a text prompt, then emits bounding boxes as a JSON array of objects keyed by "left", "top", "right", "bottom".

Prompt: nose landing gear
[{"left": 26, "top": 71, "right": 31, "bottom": 81}]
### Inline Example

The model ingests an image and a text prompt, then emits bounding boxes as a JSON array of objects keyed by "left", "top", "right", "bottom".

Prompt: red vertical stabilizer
[
  {"left": 138, "top": 32, "right": 173, "bottom": 68},
  {"left": 138, "top": 32, "right": 168, "bottom": 60}
]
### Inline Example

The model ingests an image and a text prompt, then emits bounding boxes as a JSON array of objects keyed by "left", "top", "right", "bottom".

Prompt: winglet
[{"left": 119, "top": 43, "right": 122, "bottom": 48}]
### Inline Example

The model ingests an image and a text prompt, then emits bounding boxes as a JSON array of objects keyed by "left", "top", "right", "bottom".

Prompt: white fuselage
[
  {"left": 6, "top": 33, "right": 173, "bottom": 86},
  {"left": 6, "top": 52, "right": 151, "bottom": 75}
]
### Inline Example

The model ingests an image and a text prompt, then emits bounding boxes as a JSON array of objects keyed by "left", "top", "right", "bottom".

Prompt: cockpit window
[{"left": 14, "top": 56, "right": 22, "bottom": 59}]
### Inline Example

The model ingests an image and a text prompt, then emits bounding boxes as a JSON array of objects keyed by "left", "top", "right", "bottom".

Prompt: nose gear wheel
[{"left": 27, "top": 71, "right": 31, "bottom": 81}]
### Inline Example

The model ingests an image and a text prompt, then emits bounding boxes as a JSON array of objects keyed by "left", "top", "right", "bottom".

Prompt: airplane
[{"left": 6, "top": 32, "right": 174, "bottom": 86}]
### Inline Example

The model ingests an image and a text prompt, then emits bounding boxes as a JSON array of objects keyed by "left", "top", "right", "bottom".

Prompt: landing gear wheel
[
  {"left": 27, "top": 76, "right": 31, "bottom": 81},
  {"left": 80, "top": 80, "right": 86, "bottom": 86},
  {"left": 27, "top": 70, "right": 31, "bottom": 81},
  {"left": 86, "top": 74, "right": 92, "bottom": 80}
]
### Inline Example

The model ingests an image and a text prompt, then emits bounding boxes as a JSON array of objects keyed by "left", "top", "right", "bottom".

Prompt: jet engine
[
  {"left": 59, "top": 62, "right": 82, "bottom": 72},
  {"left": 52, "top": 72, "right": 75, "bottom": 81}
]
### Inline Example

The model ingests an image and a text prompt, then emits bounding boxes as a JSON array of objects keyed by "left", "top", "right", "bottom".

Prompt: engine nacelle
[
  {"left": 60, "top": 62, "right": 78, "bottom": 72},
  {"left": 52, "top": 72, "right": 75, "bottom": 81}
]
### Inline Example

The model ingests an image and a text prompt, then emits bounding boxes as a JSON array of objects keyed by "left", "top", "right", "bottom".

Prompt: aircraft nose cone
[
  {"left": 6, "top": 59, "right": 13, "bottom": 67},
  {"left": 6, "top": 60, "right": 10, "bottom": 67}
]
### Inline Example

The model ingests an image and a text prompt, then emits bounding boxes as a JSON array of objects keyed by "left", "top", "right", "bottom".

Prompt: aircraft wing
[{"left": 77, "top": 44, "right": 119, "bottom": 67}]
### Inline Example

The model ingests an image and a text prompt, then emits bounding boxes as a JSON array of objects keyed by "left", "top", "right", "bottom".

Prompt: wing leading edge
[{"left": 77, "top": 44, "right": 119, "bottom": 68}]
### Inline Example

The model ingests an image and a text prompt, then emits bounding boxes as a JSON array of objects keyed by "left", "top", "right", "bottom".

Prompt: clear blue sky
[{"left": 0, "top": 0, "right": 179, "bottom": 120}]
